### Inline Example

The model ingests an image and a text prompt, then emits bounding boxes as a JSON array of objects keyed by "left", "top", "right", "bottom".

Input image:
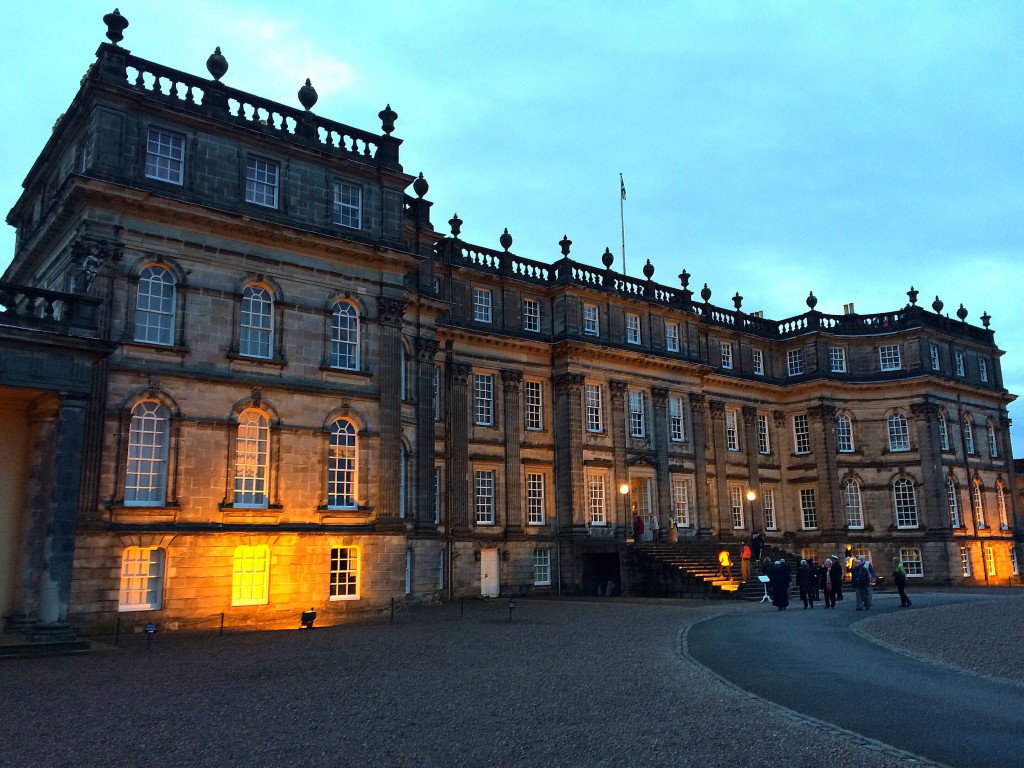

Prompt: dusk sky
[{"left": 3, "top": 2, "right": 1022, "bottom": 445}]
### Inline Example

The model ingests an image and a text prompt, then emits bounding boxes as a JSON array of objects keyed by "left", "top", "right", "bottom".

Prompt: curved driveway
[{"left": 686, "top": 591, "right": 1024, "bottom": 768}]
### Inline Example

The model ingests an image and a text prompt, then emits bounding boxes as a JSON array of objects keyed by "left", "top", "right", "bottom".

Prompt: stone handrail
[{"left": 0, "top": 283, "right": 103, "bottom": 336}]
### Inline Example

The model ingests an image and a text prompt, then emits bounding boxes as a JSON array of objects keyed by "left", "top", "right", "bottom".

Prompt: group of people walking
[{"left": 764, "top": 553, "right": 912, "bottom": 611}]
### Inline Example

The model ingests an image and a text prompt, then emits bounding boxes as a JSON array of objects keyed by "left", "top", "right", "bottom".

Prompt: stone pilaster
[
  {"left": 689, "top": 393, "right": 710, "bottom": 536},
  {"left": 652, "top": 387, "right": 671, "bottom": 531},
  {"left": 414, "top": 337, "right": 440, "bottom": 527},
  {"left": 376, "top": 296, "right": 406, "bottom": 523},
  {"left": 553, "top": 373, "right": 585, "bottom": 529},
  {"left": 707, "top": 399, "right": 728, "bottom": 535},
  {"left": 741, "top": 405, "right": 760, "bottom": 532},
  {"left": 911, "top": 401, "right": 947, "bottom": 530},
  {"left": 609, "top": 380, "right": 629, "bottom": 532},
  {"left": 447, "top": 361, "right": 472, "bottom": 533},
  {"left": 809, "top": 403, "right": 840, "bottom": 533},
  {"left": 501, "top": 369, "right": 524, "bottom": 531}
]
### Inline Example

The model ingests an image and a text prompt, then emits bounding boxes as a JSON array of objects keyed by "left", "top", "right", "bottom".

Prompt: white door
[{"left": 480, "top": 548, "right": 500, "bottom": 597}]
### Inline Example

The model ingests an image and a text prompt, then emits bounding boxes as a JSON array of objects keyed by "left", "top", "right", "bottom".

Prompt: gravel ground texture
[
  {"left": 856, "top": 593, "right": 1024, "bottom": 684},
  {"left": 1, "top": 598, "right": 955, "bottom": 768}
]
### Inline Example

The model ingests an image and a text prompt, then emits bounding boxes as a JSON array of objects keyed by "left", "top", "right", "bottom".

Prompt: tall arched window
[
  {"left": 887, "top": 413, "right": 910, "bottom": 452},
  {"left": 330, "top": 301, "right": 359, "bottom": 370},
  {"left": 234, "top": 409, "right": 269, "bottom": 507},
  {"left": 836, "top": 414, "right": 855, "bottom": 453},
  {"left": 240, "top": 285, "right": 273, "bottom": 358},
  {"left": 946, "top": 478, "right": 962, "bottom": 528},
  {"left": 843, "top": 479, "right": 864, "bottom": 528},
  {"left": 972, "top": 480, "right": 986, "bottom": 529},
  {"left": 893, "top": 478, "right": 919, "bottom": 528},
  {"left": 938, "top": 411, "right": 950, "bottom": 451},
  {"left": 987, "top": 419, "right": 999, "bottom": 458},
  {"left": 328, "top": 419, "right": 357, "bottom": 509},
  {"left": 997, "top": 482, "right": 1009, "bottom": 529},
  {"left": 963, "top": 415, "right": 976, "bottom": 455},
  {"left": 135, "top": 265, "right": 176, "bottom": 345},
  {"left": 125, "top": 401, "right": 170, "bottom": 505}
]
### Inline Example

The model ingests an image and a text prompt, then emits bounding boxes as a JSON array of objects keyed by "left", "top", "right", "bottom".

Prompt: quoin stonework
[{"left": 1, "top": 11, "right": 1020, "bottom": 637}]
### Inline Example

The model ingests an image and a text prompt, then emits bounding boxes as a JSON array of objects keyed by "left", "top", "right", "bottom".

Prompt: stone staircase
[{"left": 628, "top": 539, "right": 803, "bottom": 601}]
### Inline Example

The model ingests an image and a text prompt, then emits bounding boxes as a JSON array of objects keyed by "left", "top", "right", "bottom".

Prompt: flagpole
[{"left": 619, "top": 173, "right": 627, "bottom": 276}]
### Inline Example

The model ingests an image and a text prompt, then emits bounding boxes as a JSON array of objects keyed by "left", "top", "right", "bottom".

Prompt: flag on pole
[{"left": 620, "top": 173, "right": 627, "bottom": 200}]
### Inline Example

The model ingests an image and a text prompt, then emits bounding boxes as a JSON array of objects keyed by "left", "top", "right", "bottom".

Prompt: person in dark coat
[
  {"left": 829, "top": 556, "right": 844, "bottom": 602},
  {"left": 820, "top": 558, "right": 837, "bottom": 608},
  {"left": 751, "top": 531, "right": 764, "bottom": 561},
  {"left": 797, "top": 559, "right": 816, "bottom": 609},
  {"left": 769, "top": 560, "right": 790, "bottom": 611}
]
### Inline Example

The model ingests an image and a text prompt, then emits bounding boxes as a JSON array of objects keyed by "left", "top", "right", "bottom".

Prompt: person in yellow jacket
[{"left": 718, "top": 548, "right": 733, "bottom": 580}]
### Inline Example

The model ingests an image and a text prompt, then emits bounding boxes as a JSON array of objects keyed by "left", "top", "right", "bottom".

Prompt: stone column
[
  {"left": 688, "top": 393, "right": 711, "bottom": 536},
  {"left": 772, "top": 410, "right": 791, "bottom": 533},
  {"left": 708, "top": 399, "right": 728, "bottom": 535},
  {"left": 414, "top": 337, "right": 440, "bottom": 527},
  {"left": 553, "top": 373, "right": 585, "bottom": 529},
  {"left": 741, "top": 405, "right": 761, "bottom": 533},
  {"left": 376, "top": 296, "right": 406, "bottom": 523},
  {"left": 911, "top": 401, "right": 947, "bottom": 530},
  {"left": 446, "top": 361, "right": 472, "bottom": 533},
  {"left": 809, "top": 403, "right": 840, "bottom": 534},
  {"left": 652, "top": 387, "right": 671, "bottom": 531},
  {"left": 501, "top": 370, "right": 524, "bottom": 531},
  {"left": 609, "top": 380, "right": 629, "bottom": 532},
  {"left": 38, "top": 396, "right": 90, "bottom": 627}
]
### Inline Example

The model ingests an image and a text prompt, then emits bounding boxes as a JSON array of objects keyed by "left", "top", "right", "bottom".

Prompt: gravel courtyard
[{"left": 3, "top": 594, "right": 1019, "bottom": 767}]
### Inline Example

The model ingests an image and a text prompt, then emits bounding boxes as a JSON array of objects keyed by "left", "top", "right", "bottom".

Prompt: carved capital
[
  {"left": 808, "top": 404, "right": 837, "bottom": 422},
  {"left": 414, "top": 337, "right": 440, "bottom": 362},
  {"left": 376, "top": 296, "right": 407, "bottom": 326},
  {"left": 609, "top": 379, "right": 629, "bottom": 403},
  {"left": 449, "top": 362, "right": 472, "bottom": 386},
  {"left": 708, "top": 399, "right": 726, "bottom": 418},
  {"left": 651, "top": 387, "right": 669, "bottom": 407},
  {"left": 553, "top": 372, "right": 585, "bottom": 395},
  {"left": 688, "top": 392, "right": 706, "bottom": 411},
  {"left": 910, "top": 402, "right": 940, "bottom": 420},
  {"left": 501, "top": 369, "right": 523, "bottom": 391},
  {"left": 772, "top": 409, "right": 786, "bottom": 426},
  {"left": 741, "top": 405, "right": 758, "bottom": 425}
]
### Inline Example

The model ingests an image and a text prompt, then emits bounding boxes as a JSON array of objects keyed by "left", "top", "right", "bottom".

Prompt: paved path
[{"left": 686, "top": 591, "right": 1024, "bottom": 768}]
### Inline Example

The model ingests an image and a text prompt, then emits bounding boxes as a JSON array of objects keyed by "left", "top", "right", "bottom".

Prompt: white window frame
[
  {"left": 964, "top": 416, "right": 975, "bottom": 454},
  {"left": 763, "top": 487, "right": 777, "bottom": 531},
  {"left": 757, "top": 413, "right": 770, "bottom": 455},
  {"left": 800, "top": 488, "right": 818, "bottom": 530},
  {"left": 533, "top": 549, "right": 552, "bottom": 586},
  {"left": 930, "top": 344, "right": 941, "bottom": 371},
  {"left": 793, "top": 414, "right": 811, "bottom": 455},
  {"left": 979, "top": 358, "right": 989, "bottom": 383},
  {"left": 329, "top": 546, "right": 360, "bottom": 600},
  {"left": 721, "top": 342, "right": 733, "bottom": 370},
  {"left": 525, "top": 380, "right": 543, "bottom": 431},
  {"left": 234, "top": 409, "right": 269, "bottom": 508},
  {"left": 955, "top": 351, "right": 965, "bottom": 377},
  {"left": 626, "top": 313, "right": 641, "bottom": 345},
  {"left": 118, "top": 546, "right": 165, "bottom": 611},
  {"left": 985, "top": 544, "right": 997, "bottom": 577},
  {"left": 522, "top": 298, "right": 541, "bottom": 333},
  {"left": 893, "top": 478, "right": 919, "bottom": 528},
  {"left": 752, "top": 349, "right": 764, "bottom": 376},
  {"left": 475, "top": 469, "right": 496, "bottom": 525},
  {"left": 332, "top": 180, "right": 362, "bottom": 229},
  {"left": 879, "top": 345, "right": 902, "bottom": 371},
  {"left": 961, "top": 546, "right": 973, "bottom": 577},
  {"left": 973, "top": 482, "right": 986, "bottom": 529},
  {"left": 947, "top": 480, "right": 962, "bottom": 527},
  {"left": 231, "top": 544, "right": 270, "bottom": 606},
  {"left": 900, "top": 548, "right": 924, "bottom": 577},
  {"left": 125, "top": 401, "right": 170, "bottom": 506},
  {"left": 474, "top": 374, "right": 494, "bottom": 426},
  {"left": 628, "top": 391, "right": 646, "bottom": 438},
  {"left": 330, "top": 301, "right": 360, "bottom": 370},
  {"left": 987, "top": 421, "right": 998, "bottom": 458},
  {"left": 844, "top": 480, "right": 864, "bottom": 529},
  {"left": 239, "top": 285, "right": 273, "bottom": 359},
  {"left": 836, "top": 414, "right": 854, "bottom": 453},
  {"left": 135, "top": 265, "right": 176, "bottom": 345},
  {"left": 671, "top": 476, "right": 692, "bottom": 527},
  {"left": 887, "top": 413, "right": 910, "bottom": 452},
  {"left": 669, "top": 396, "right": 686, "bottom": 442},
  {"left": 665, "top": 322, "right": 680, "bottom": 352},
  {"left": 585, "top": 383, "right": 603, "bottom": 433},
  {"left": 939, "top": 414, "right": 950, "bottom": 451},
  {"left": 145, "top": 128, "right": 184, "bottom": 184},
  {"left": 473, "top": 287, "right": 493, "bottom": 323},
  {"left": 583, "top": 304, "right": 600, "bottom": 336},
  {"left": 725, "top": 408, "right": 739, "bottom": 451},
  {"left": 729, "top": 485, "right": 744, "bottom": 529},
  {"left": 787, "top": 349, "right": 805, "bottom": 377},
  {"left": 587, "top": 472, "right": 607, "bottom": 526},
  {"left": 829, "top": 346, "right": 847, "bottom": 373},
  {"left": 245, "top": 156, "right": 279, "bottom": 208},
  {"left": 526, "top": 472, "right": 546, "bottom": 526},
  {"left": 327, "top": 419, "right": 358, "bottom": 509},
  {"left": 433, "top": 367, "right": 441, "bottom": 421},
  {"left": 997, "top": 484, "right": 1009, "bottom": 530},
  {"left": 1011, "top": 548, "right": 1019, "bottom": 576}
]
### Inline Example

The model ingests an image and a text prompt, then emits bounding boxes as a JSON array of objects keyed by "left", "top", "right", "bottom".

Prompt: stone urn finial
[
  {"left": 932, "top": 295, "right": 944, "bottom": 314},
  {"left": 448, "top": 213, "right": 462, "bottom": 237},
  {"left": 559, "top": 235, "right": 572, "bottom": 257},
  {"left": 806, "top": 291, "right": 818, "bottom": 310},
  {"left": 678, "top": 269, "right": 690, "bottom": 289},
  {"left": 206, "top": 47, "right": 228, "bottom": 81},
  {"left": 601, "top": 247, "right": 615, "bottom": 269},
  {"left": 956, "top": 303, "right": 968, "bottom": 321},
  {"left": 379, "top": 104, "right": 398, "bottom": 135},
  {"left": 700, "top": 283, "right": 712, "bottom": 303},
  {"left": 413, "top": 172, "right": 429, "bottom": 199},
  {"left": 981, "top": 311, "right": 991, "bottom": 328},
  {"left": 103, "top": 8, "right": 129, "bottom": 44},
  {"left": 298, "top": 79, "right": 318, "bottom": 111},
  {"left": 907, "top": 286, "right": 919, "bottom": 306},
  {"left": 499, "top": 228, "right": 513, "bottom": 252},
  {"left": 733, "top": 292, "right": 743, "bottom": 311},
  {"left": 642, "top": 259, "right": 655, "bottom": 280}
]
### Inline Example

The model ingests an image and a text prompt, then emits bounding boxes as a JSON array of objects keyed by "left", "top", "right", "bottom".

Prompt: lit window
[
  {"left": 879, "top": 345, "right": 901, "bottom": 371},
  {"left": 669, "top": 396, "right": 686, "bottom": 442},
  {"left": 887, "top": 413, "right": 910, "bottom": 452},
  {"left": 135, "top": 266, "right": 176, "bottom": 345},
  {"left": 763, "top": 488, "right": 777, "bottom": 530},
  {"left": 836, "top": 414, "right": 854, "bottom": 453},
  {"left": 585, "top": 384, "right": 603, "bottom": 433},
  {"left": 729, "top": 485, "right": 744, "bottom": 529},
  {"left": 245, "top": 156, "right": 279, "bottom": 208},
  {"left": 900, "top": 548, "right": 923, "bottom": 577},
  {"left": 973, "top": 482, "right": 986, "bottom": 529},
  {"left": 473, "top": 288, "right": 492, "bottom": 323},
  {"left": 533, "top": 549, "right": 552, "bottom": 586},
  {"left": 961, "top": 546, "right": 972, "bottom": 577},
  {"left": 985, "top": 545, "right": 997, "bottom": 577},
  {"left": 239, "top": 285, "right": 273, "bottom": 359},
  {"left": 752, "top": 349, "right": 764, "bottom": 376},
  {"left": 526, "top": 473, "right": 545, "bottom": 525},
  {"left": 583, "top": 304, "right": 600, "bottom": 336},
  {"left": 327, "top": 419, "right": 357, "bottom": 509},
  {"left": 979, "top": 358, "right": 989, "bottom": 383},
  {"left": 997, "top": 484, "right": 1009, "bottom": 530},
  {"left": 330, "top": 301, "right": 359, "bottom": 370},
  {"left": 232, "top": 544, "right": 270, "bottom": 606},
  {"left": 793, "top": 414, "right": 811, "bottom": 455},
  {"left": 665, "top": 322, "right": 680, "bottom": 352},
  {"left": 938, "top": 413, "right": 950, "bottom": 451},
  {"left": 626, "top": 313, "right": 641, "bottom": 345},
  {"left": 628, "top": 391, "right": 646, "bottom": 437},
  {"left": 893, "top": 478, "right": 919, "bottom": 528},
  {"left": 947, "top": 479, "right": 962, "bottom": 527},
  {"left": 930, "top": 344, "right": 941, "bottom": 371},
  {"left": 145, "top": 129, "right": 184, "bottom": 184},
  {"left": 588, "top": 473, "right": 606, "bottom": 525},
  {"left": 125, "top": 401, "right": 170, "bottom": 506},
  {"left": 800, "top": 488, "right": 817, "bottom": 529},
  {"left": 829, "top": 347, "right": 847, "bottom": 373},
  {"left": 522, "top": 298, "right": 540, "bottom": 333},
  {"left": 525, "top": 381, "right": 543, "bottom": 430},
  {"left": 234, "top": 409, "right": 269, "bottom": 507},
  {"left": 721, "top": 342, "right": 733, "bottom": 370},
  {"left": 987, "top": 420, "right": 998, "bottom": 458},
  {"left": 475, "top": 470, "right": 495, "bottom": 524},
  {"left": 118, "top": 547, "right": 165, "bottom": 611},
  {"left": 787, "top": 349, "right": 805, "bottom": 377},
  {"left": 757, "top": 413, "right": 770, "bottom": 454},
  {"left": 955, "top": 351, "right": 965, "bottom": 376},
  {"left": 964, "top": 415, "right": 975, "bottom": 454},
  {"left": 329, "top": 546, "right": 360, "bottom": 599},
  {"left": 474, "top": 374, "right": 494, "bottom": 426},
  {"left": 725, "top": 408, "right": 739, "bottom": 451},
  {"left": 844, "top": 480, "right": 864, "bottom": 528},
  {"left": 672, "top": 477, "right": 692, "bottom": 527},
  {"left": 332, "top": 181, "right": 362, "bottom": 229}
]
